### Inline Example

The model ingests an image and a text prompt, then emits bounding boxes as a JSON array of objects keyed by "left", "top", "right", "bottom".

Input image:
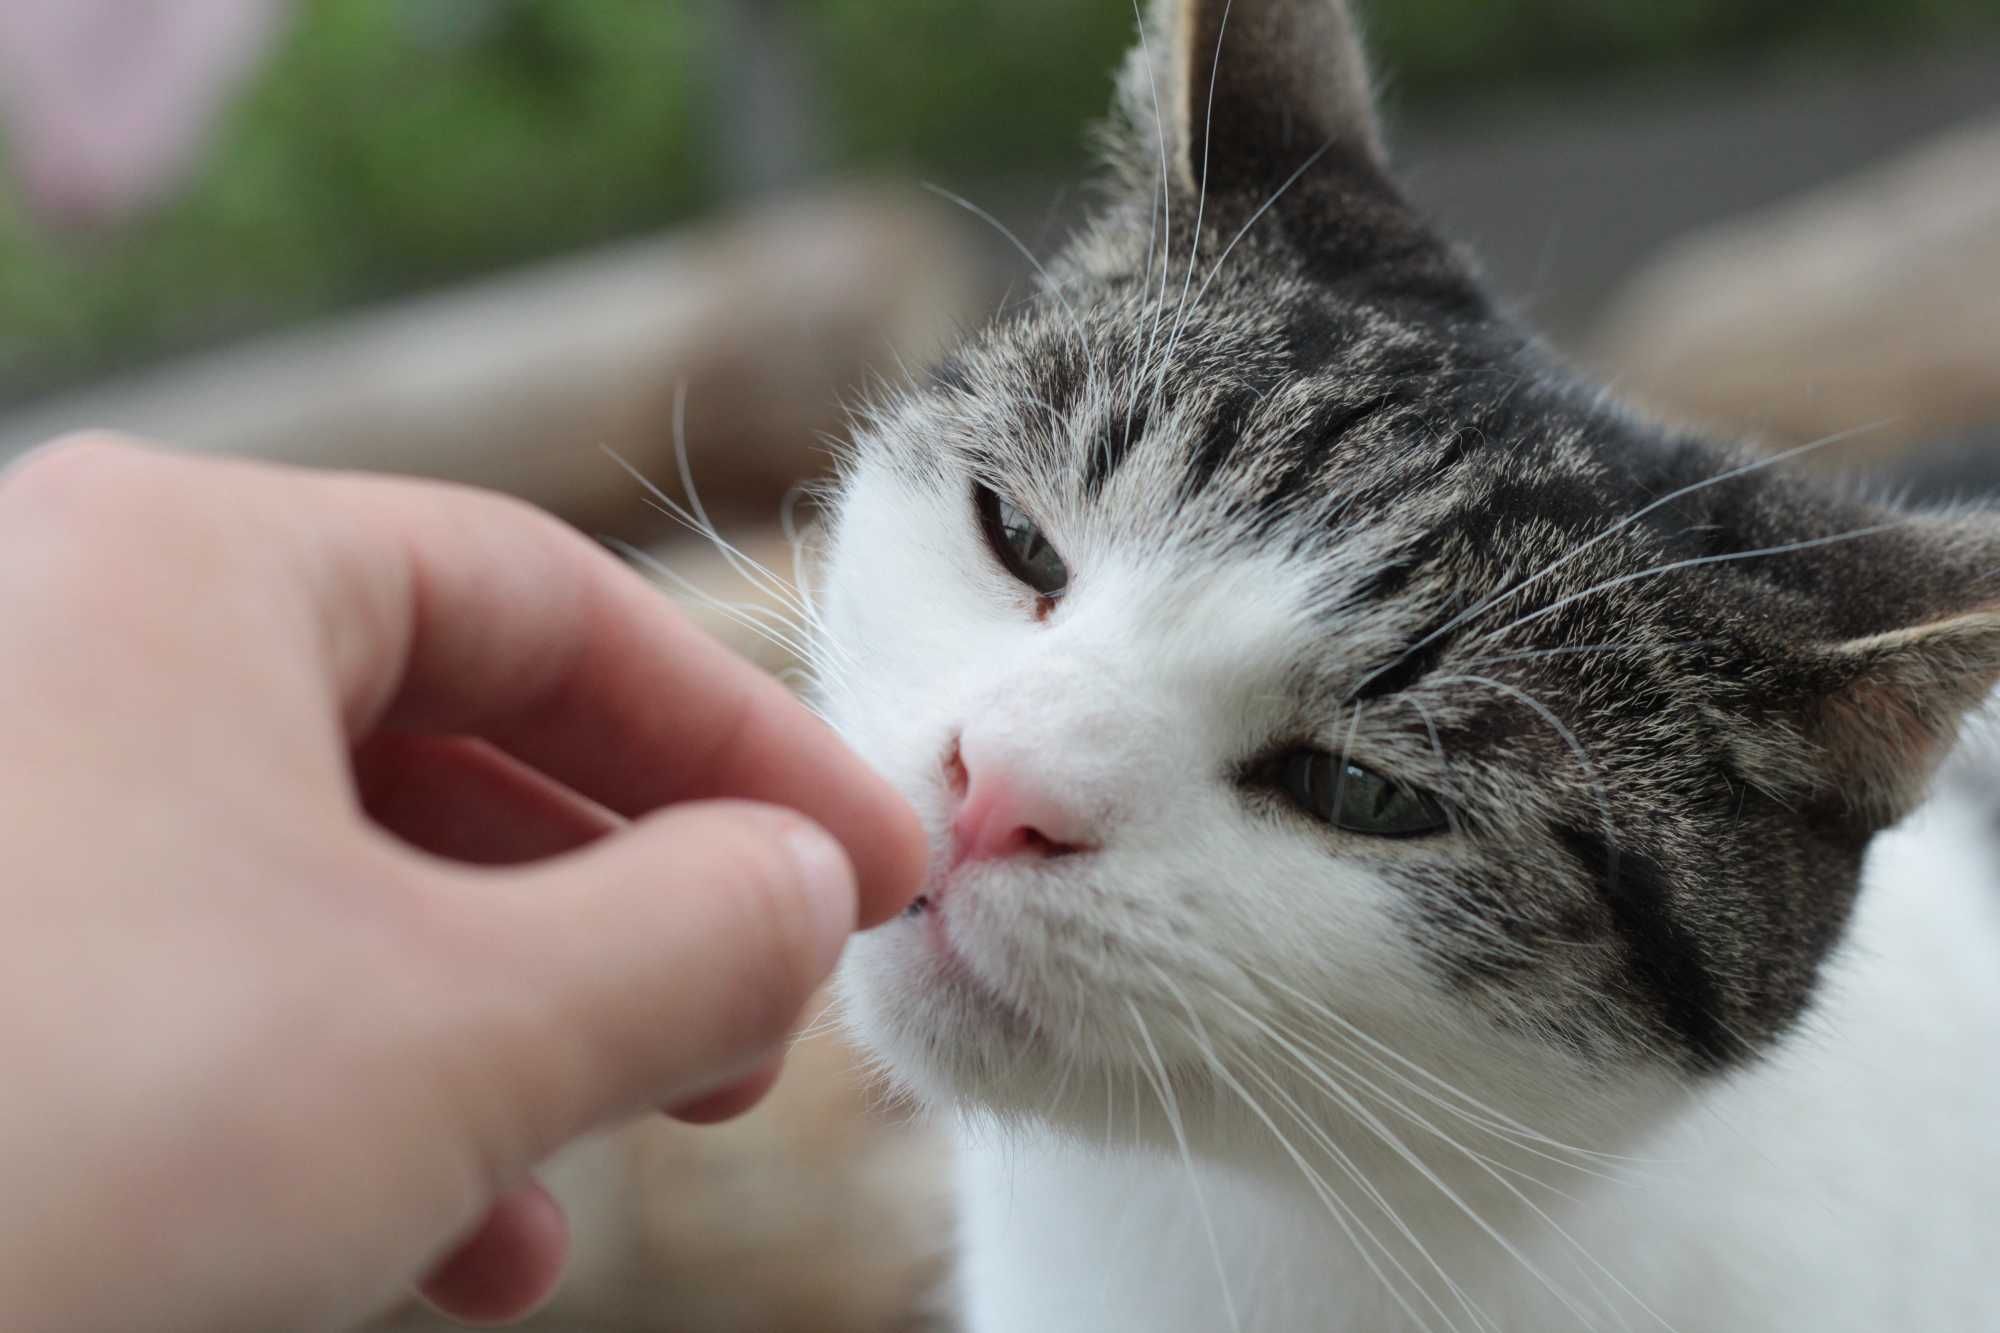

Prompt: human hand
[{"left": 0, "top": 437, "right": 925, "bottom": 1333}]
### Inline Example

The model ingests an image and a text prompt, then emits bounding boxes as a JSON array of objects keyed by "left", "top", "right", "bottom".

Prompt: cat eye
[
  {"left": 975, "top": 484, "right": 1069, "bottom": 600},
  {"left": 1274, "top": 750, "right": 1450, "bottom": 838}
]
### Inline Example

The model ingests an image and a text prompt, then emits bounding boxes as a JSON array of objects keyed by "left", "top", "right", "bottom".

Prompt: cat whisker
[
  {"left": 1368, "top": 1079, "right": 1673, "bottom": 1332},
  {"left": 1136, "top": 973, "right": 1451, "bottom": 1333},
  {"left": 789, "top": 995, "right": 846, "bottom": 1047},
  {"left": 1154, "top": 0, "right": 1234, "bottom": 413},
  {"left": 1259, "top": 974, "right": 1661, "bottom": 1171},
  {"left": 1291, "top": 1045, "right": 1636, "bottom": 1333},
  {"left": 1452, "top": 639, "right": 1728, "bottom": 669},
  {"left": 1333, "top": 699, "right": 1364, "bottom": 822},
  {"left": 1238, "top": 1058, "right": 1498, "bottom": 1333},
  {"left": 609, "top": 538, "right": 845, "bottom": 694},
  {"left": 1185, "top": 138, "right": 1336, "bottom": 322},
  {"left": 1469, "top": 521, "right": 1906, "bottom": 652},
  {"left": 920, "top": 180, "right": 1103, "bottom": 416},
  {"left": 1203, "top": 987, "right": 1613, "bottom": 1332},
  {"left": 1124, "top": 0, "right": 1174, "bottom": 486},
  {"left": 669, "top": 585, "right": 819, "bottom": 651},
  {"left": 885, "top": 340, "right": 952, "bottom": 409},
  {"left": 1104, "top": 1033, "right": 1120, "bottom": 1147},
  {"left": 1045, "top": 1001, "right": 1092, "bottom": 1120},
  {"left": 1130, "top": 1050, "right": 1146, "bottom": 1148},
  {"left": 617, "top": 427, "right": 868, "bottom": 695},
  {"left": 1352, "top": 417, "right": 1899, "bottom": 696},
  {"left": 1429, "top": 673, "right": 1619, "bottom": 856},
  {"left": 604, "top": 427, "right": 824, "bottom": 631},
  {"left": 1254, "top": 995, "right": 1685, "bottom": 1333},
  {"left": 615, "top": 472, "right": 805, "bottom": 625},
  {"left": 1401, "top": 694, "right": 1463, "bottom": 837},
  {"left": 774, "top": 665, "right": 824, "bottom": 700},
  {"left": 608, "top": 488, "right": 861, "bottom": 689},
  {"left": 777, "top": 480, "right": 838, "bottom": 625},
  {"left": 1259, "top": 1004, "right": 1630, "bottom": 1195},
  {"left": 610, "top": 536, "right": 813, "bottom": 649},
  {"left": 1127, "top": 1001, "right": 1244, "bottom": 1333}
]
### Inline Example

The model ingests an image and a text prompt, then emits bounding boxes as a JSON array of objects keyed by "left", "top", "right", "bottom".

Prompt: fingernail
[{"left": 783, "top": 822, "right": 858, "bottom": 946}]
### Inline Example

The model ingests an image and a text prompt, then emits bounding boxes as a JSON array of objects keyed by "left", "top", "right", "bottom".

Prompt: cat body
[{"left": 822, "top": 2, "right": 2000, "bottom": 1328}]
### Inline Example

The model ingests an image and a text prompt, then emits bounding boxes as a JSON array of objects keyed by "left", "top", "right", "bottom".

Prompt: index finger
[{"left": 297, "top": 464, "right": 926, "bottom": 928}]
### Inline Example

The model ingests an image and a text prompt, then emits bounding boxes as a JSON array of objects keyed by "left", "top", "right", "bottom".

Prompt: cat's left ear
[
  {"left": 1165, "top": 0, "right": 1386, "bottom": 195},
  {"left": 1805, "top": 603, "right": 2000, "bottom": 823}
]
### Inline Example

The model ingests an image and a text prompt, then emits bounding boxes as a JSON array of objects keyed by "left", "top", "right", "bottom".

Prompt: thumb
[{"left": 446, "top": 799, "right": 858, "bottom": 1164}]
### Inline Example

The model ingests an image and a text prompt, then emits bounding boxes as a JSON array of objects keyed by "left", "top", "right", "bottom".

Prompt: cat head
[{"left": 821, "top": 0, "right": 2000, "bottom": 1148}]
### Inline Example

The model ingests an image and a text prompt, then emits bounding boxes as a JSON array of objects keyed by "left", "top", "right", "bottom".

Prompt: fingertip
[
  {"left": 665, "top": 1052, "right": 786, "bottom": 1124},
  {"left": 854, "top": 784, "right": 930, "bottom": 929},
  {"left": 708, "top": 697, "right": 926, "bottom": 932},
  {"left": 461, "top": 799, "right": 861, "bottom": 1145},
  {"left": 417, "top": 1181, "right": 569, "bottom": 1326},
  {"left": 781, "top": 820, "right": 860, "bottom": 959}
]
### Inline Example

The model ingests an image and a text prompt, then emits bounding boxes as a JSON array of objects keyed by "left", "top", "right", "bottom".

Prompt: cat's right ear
[
  {"left": 1802, "top": 603, "right": 2000, "bottom": 825},
  {"left": 1135, "top": 0, "right": 1387, "bottom": 198},
  {"left": 1720, "top": 506, "right": 2000, "bottom": 827}
]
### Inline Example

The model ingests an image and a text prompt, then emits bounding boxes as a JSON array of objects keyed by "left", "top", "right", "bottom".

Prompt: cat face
[{"left": 822, "top": 0, "right": 2000, "bottom": 1146}]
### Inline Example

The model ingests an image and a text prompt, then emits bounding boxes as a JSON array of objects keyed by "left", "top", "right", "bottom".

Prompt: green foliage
[
  {"left": 0, "top": 1, "right": 706, "bottom": 398},
  {"left": 798, "top": 0, "right": 1134, "bottom": 168},
  {"left": 0, "top": 0, "right": 1994, "bottom": 402}
]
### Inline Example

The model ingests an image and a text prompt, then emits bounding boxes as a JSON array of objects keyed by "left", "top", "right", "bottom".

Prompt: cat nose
[{"left": 948, "top": 743, "right": 1094, "bottom": 866}]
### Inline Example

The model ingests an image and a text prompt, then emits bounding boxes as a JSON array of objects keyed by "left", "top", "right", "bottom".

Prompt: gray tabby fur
[{"left": 862, "top": 0, "right": 2000, "bottom": 1072}]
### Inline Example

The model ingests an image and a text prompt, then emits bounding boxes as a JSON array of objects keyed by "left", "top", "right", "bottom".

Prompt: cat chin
[
  {"left": 841, "top": 913, "right": 1691, "bottom": 1166},
  {"left": 836, "top": 921, "right": 1207, "bottom": 1142},
  {"left": 838, "top": 918, "right": 1072, "bottom": 1108}
]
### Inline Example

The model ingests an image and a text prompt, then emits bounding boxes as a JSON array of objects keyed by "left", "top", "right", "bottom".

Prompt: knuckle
[
  {"left": 4, "top": 432, "right": 154, "bottom": 501},
  {"left": 0, "top": 438, "right": 161, "bottom": 581},
  {"left": 0, "top": 435, "right": 184, "bottom": 557}
]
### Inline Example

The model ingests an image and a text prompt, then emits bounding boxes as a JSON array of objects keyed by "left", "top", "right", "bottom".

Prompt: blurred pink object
[{"left": 0, "top": 0, "right": 290, "bottom": 227}]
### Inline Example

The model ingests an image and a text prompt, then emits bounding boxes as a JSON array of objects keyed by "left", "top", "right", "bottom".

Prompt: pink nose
[{"left": 950, "top": 763, "right": 1094, "bottom": 866}]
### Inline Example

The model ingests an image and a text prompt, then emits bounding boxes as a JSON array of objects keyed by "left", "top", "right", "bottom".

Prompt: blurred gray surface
[
  {"left": 962, "top": 40, "right": 2000, "bottom": 351},
  {"left": 1396, "top": 42, "right": 2000, "bottom": 346}
]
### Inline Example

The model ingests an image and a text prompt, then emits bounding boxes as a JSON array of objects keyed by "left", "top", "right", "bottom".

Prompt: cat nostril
[
  {"left": 963, "top": 819, "right": 1087, "bottom": 865},
  {"left": 950, "top": 765, "right": 1095, "bottom": 866},
  {"left": 943, "top": 736, "right": 970, "bottom": 799},
  {"left": 1018, "top": 825, "right": 1086, "bottom": 858}
]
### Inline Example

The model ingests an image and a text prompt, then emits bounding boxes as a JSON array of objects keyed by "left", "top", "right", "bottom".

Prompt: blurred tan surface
[
  {"left": 378, "top": 1008, "right": 953, "bottom": 1333},
  {"left": 0, "top": 185, "right": 983, "bottom": 534},
  {"left": 1590, "top": 113, "right": 2000, "bottom": 468}
]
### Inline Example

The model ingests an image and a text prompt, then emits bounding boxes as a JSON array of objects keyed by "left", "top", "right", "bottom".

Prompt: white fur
[
  {"left": 820, "top": 451, "right": 2000, "bottom": 1332},
  {"left": 950, "top": 768, "right": 2000, "bottom": 1331}
]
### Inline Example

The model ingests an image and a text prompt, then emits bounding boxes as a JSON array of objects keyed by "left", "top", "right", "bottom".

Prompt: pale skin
[{"left": 0, "top": 435, "right": 927, "bottom": 1333}]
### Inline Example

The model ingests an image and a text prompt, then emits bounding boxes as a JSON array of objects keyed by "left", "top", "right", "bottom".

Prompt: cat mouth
[
  {"left": 908, "top": 892, "right": 968, "bottom": 971},
  {"left": 904, "top": 889, "right": 1036, "bottom": 1027}
]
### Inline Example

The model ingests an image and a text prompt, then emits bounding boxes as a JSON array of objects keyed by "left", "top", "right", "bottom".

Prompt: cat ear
[
  {"left": 1163, "top": 0, "right": 1386, "bottom": 194},
  {"left": 1806, "top": 606, "right": 2000, "bottom": 823},
  {"left": 1105, "top": 1, "right": 1471, "bottom": 297}
]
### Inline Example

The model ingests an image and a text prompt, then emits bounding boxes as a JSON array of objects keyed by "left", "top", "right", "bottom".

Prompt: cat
[{"left": 818, "top": 1, "right": 2000, "bottom": 1329}]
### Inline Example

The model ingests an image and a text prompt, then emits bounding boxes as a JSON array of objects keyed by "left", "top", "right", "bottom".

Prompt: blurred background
[
  {"left": 5, "top": 1, "right": 1999, "bottom": 497},
  {"left": 1, "top": 3, "right": 1993, "bottom": 1330}
]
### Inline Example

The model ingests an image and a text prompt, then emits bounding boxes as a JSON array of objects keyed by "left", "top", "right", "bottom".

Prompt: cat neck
[{"left": 953, "top": 1066, "right": 1676, "bottom": 1321}]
